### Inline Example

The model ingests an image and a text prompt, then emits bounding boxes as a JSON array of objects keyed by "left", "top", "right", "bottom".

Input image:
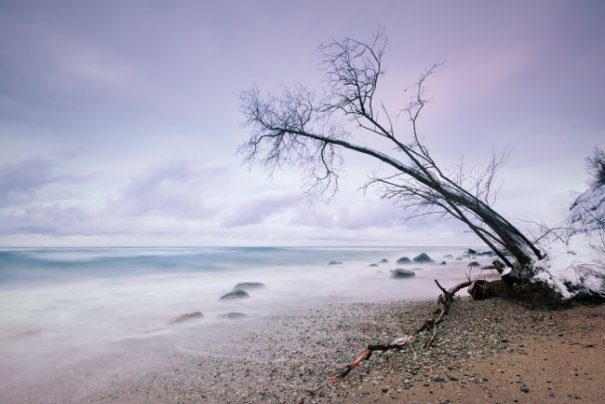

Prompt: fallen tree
[{"left": 240, "top": 31, "right": 604, "bottom": 384}]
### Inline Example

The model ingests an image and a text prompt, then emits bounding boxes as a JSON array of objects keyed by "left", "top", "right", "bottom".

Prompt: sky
[{"left": 0, "top": 0, "right": 603, "bottom": 247}]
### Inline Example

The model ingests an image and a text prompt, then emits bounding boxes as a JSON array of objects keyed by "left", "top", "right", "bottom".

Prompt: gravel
[{"left": 81, "top": 296, "right": 585, "bottom": 403}]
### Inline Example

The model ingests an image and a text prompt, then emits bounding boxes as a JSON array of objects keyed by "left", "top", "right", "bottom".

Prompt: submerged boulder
[
  {"left": 234, "top": 282, "right": 265, "bottom": 290},
  {"left": 169, "top": 311, "right": 203, "bottom": 325},
  {"left": 328, "top": 261, "right": 342, "bottom": 265},
  {"left": 368, "top": 263, "right": 379, "bottom": 267},
  {"left": 413, "top": 253, "right": 434, "bottom": 263},
  {"left": 396, "top": 256, "right": 412, "bottom": 264},
  {"left": 379, "top": 258, "right": 389, "bottom": 264},
  {"left": 220, "top": 312, "right": 247, "bottom": 320},
  {"left": 219, "top": 289, "right": 250, "bottom": 300},
  {"left": 440, "top": 261, "right": 447, "bottom": 265},
  {"left": 467, "top": 261, "right": 481, "bottom": 268},
  {"left": 391, "top": 268, "right": 416, "bottom": 278}
]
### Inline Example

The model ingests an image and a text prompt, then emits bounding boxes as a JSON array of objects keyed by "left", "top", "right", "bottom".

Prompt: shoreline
[{"left": 66, "top": 297, "right": 605, "bottom": 404}]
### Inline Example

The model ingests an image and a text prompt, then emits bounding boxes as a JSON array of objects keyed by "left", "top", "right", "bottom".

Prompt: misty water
[{"left": 0, "top": 246, "right": 491, "bottom": 401}]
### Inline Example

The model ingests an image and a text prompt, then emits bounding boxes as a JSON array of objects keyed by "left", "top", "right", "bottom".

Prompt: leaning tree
[{"left": 240, "top": 32, "right": 544, "bottom": 276}]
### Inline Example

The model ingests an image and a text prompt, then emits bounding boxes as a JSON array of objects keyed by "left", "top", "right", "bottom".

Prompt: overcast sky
[{"left": 0, "top": 0, "right": 603, "bottom": 247}]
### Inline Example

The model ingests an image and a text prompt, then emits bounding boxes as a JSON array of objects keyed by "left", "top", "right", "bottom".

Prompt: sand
[{"left": 64, "top": 297, "right": 604, "bottom": 404}]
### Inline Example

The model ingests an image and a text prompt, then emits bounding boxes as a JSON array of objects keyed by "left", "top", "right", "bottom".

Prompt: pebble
[{"left": 80, "top": 298, "right": 591, "bottom": 403}]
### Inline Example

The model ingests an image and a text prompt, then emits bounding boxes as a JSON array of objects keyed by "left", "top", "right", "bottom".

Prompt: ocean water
[{"left": 0, "top": 246, "right": 492, "bottom": 401}]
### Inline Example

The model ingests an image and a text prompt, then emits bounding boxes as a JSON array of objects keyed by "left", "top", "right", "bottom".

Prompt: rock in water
[
  {"left": 396, "top": 256, "right": 412, "bottom": 264},
  {"left": 468, "top": 261, "right": 480, "bottom": 268},
  {"left": 234, "top": 282, "right": 265, "bottom": 290},
  {"left": 220, "top": 312, "right": 247, "bottom": 320},
  {"left": 440, "top": 261, "right": 447, "bottom": 265},
  {"left": 413, "top": 253, "right": 434, "bottom": 263},
  {"left": 328, "top": 261, "right": 342, "bottom": 265},
  {"left": 170, "top": 311, "right": 203, "bottom": 325},
  {"left": 379, "top": 258, "right": 389, "bottom": 264},
  {"left": 368, "top": 263, "right": 379, "bottom": 267},
  {"left": 391, "top": 268, "right": 416, "bottom": 278},
  {"left": 219, "top": 289, "right": 250, "bottom": 300}
]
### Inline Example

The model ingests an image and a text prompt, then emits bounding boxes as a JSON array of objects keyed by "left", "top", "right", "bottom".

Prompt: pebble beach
[{"left": 68, "top": 297, "right": 605, "bottom": 404}]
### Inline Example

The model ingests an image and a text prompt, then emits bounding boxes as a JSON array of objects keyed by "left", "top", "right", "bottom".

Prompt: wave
[{"left": 0, "top": 245, "right": 472, "bottom": 285}]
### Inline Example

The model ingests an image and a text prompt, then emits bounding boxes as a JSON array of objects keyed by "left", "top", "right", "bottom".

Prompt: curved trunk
[
  {"left": 447, "top": 190, "right": 540, "bottom": 270},
  {"left": 253, "top": 130, "right": 542, "bottom": 270}
]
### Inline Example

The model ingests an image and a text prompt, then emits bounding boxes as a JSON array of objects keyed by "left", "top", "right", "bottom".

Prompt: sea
[{"left": 0, "top": 246, "right": 489, "bottom": 401}]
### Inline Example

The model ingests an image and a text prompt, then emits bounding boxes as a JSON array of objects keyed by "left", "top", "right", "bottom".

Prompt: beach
[
  {"left": 1, "top": 248, "right": 604, "bottom": 403},
  {"left": 71, "top": 298, "right": 605, "bottom": 403}
]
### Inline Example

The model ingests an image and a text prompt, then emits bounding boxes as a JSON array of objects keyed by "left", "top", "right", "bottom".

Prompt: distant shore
[{"left": 68, "top": 296, "right": 605, "bottom": 404}]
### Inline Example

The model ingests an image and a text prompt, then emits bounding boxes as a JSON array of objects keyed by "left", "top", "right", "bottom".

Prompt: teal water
[{"left": 0, "top": 246, "right": 467, "bottom": 284}]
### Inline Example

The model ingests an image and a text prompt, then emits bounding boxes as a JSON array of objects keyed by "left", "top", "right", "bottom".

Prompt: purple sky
[{"left": 1, "top": 0, "right": 603, "bottom": 246}]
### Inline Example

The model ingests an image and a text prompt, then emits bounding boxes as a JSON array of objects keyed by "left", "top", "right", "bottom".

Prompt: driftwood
[
  {"left": 336, "top": 335, "right": 414, "bottom": 378},
  {"left": 305, "top": 278, "right": 493, "bottom": 395},
  {"left": 334, "top": 278, "right": 473, "bottom": 381},
  {"left": 307, "top": 272, "right": 572, "bottom": 396}
]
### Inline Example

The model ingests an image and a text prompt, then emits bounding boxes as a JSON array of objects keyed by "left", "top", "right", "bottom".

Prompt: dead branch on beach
[
  {"left": 336, "top": 279, "right": 472, "bottom": 378},
  {"left": 307, "top": 278, "right": 474, "bottom": 394}
]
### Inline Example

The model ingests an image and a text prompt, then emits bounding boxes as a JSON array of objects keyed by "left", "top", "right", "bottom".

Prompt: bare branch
[{"left": 240, "top": 32, "right": 543, "bottom": 268}]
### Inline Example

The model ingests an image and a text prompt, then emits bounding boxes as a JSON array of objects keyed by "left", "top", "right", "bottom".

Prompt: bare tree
[
  {"left": 240, "top": 32, "right": 543, "bottom": 273},
  {"left": 568, "top": 148, "right": 605, "bottom": 253},
  {"left": 587, "top": 147, "right": 605, "bottom": 187}
]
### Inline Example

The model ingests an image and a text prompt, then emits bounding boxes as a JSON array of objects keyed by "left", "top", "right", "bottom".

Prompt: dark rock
[
  {"left": 170, "top": 311, "right": 203, "bottom": 325},
  {"left": 468, "top": 261, "right": 480, "bottom": 267},
  {"left": 492, "top": 259, "right": 505, "bottom": 270},
  {"left": 328, "top": 261, "right": 342, "bottom": 265},
  {"left": 234, "top": 282, "right": 265, "bottom": 290},
  {"left": 432, "top": 375, "right": 445, "bottom": 383},
  {"left": 219, "top": 289, "right": 250, "bottom": 300},
  {"left": 413, "top": 253, "right": 433, "bottom": 263},
  {"left": 368, "top": 263, "right": 379, "bottom": 267},
  {"left": 519, "top": 384, "right": 529, "bottom": 393},
  {"left": 220, "top": 312, "right": 247, "bottom": 320},
  {"left": 391, "top": 268, "right": 416, "bottom": 279},
  {"left": 440, "top": 261, "right": 447, "bottom": 265},
  {"left": 379, "top": 258, "right": 389, "bottom": 264},
  {"left": 467, "top": 248, "right": 478, "bottom": 255},
  {"left": 396, "top": 256, "right": 412, "bottom": 264},
  {"left": 455, "top": 257, "right": 463, "bottom": 261},
  {"left": 444, "top": 254, "right": 454, "bottom": 259}
]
